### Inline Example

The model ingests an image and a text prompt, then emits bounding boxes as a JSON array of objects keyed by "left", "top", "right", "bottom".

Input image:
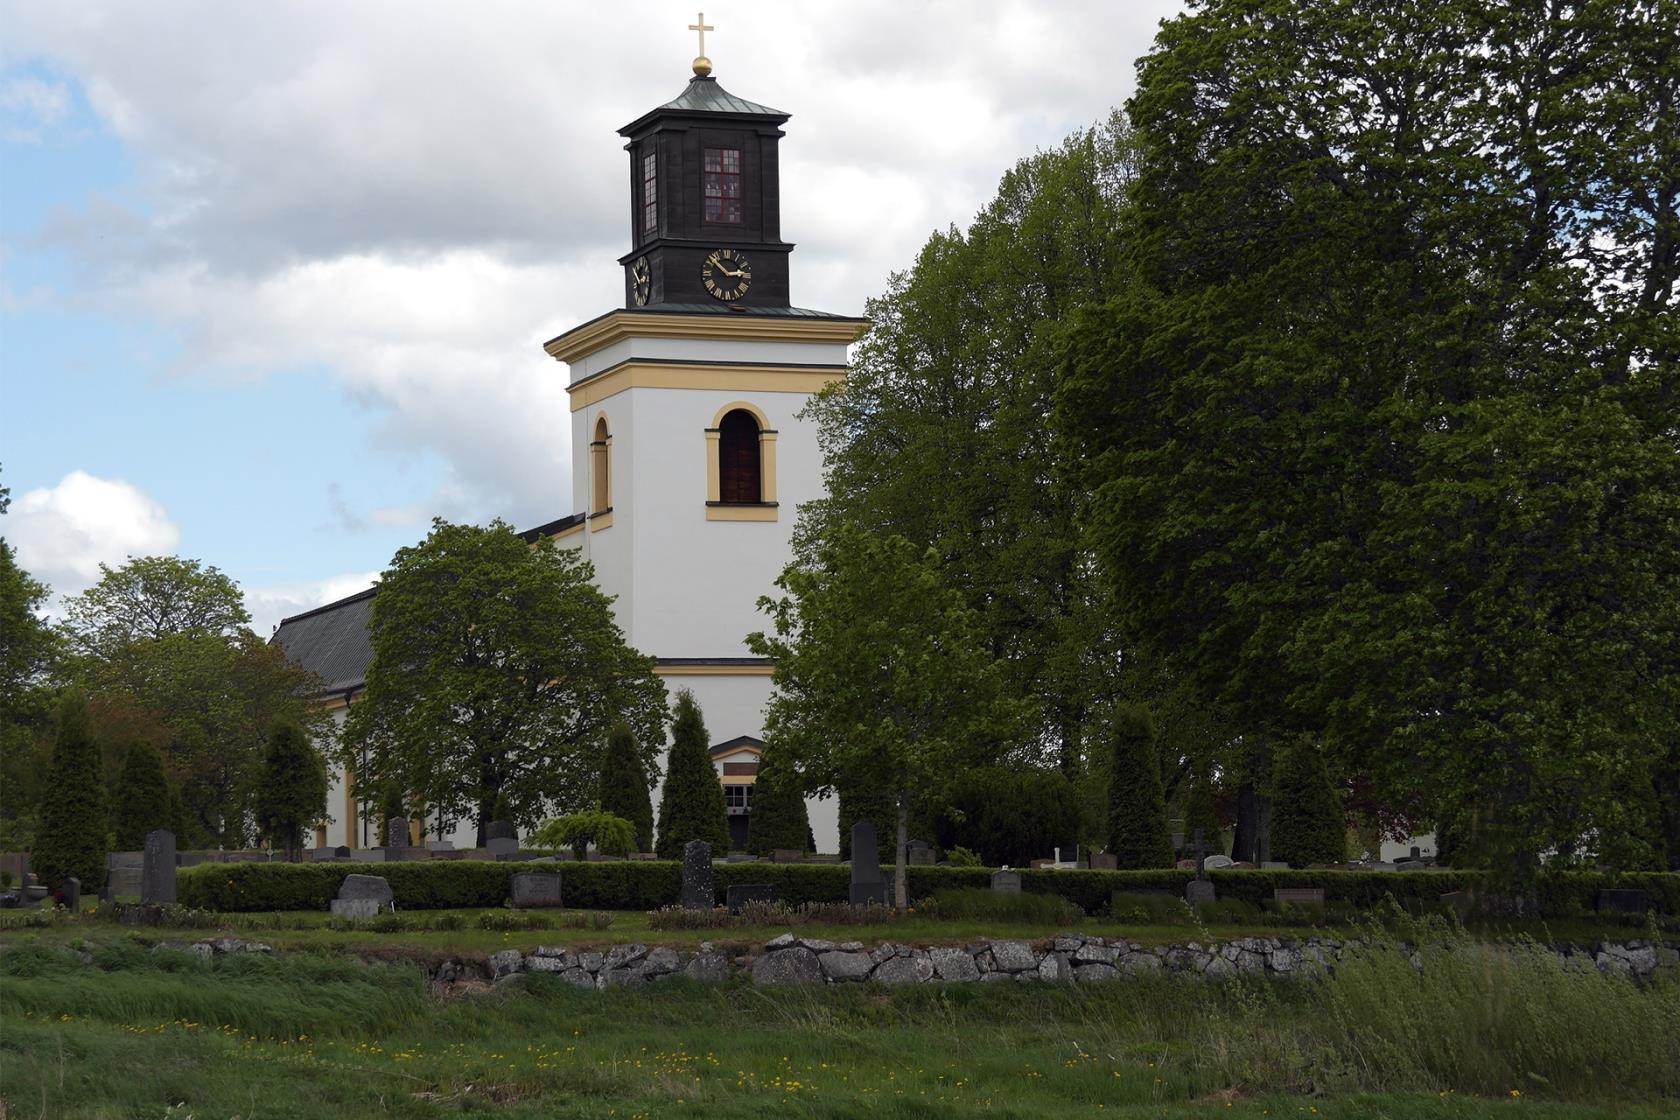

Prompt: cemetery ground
[{"left": 3, "top": 906, "right": 1678, "bottom": 1118}]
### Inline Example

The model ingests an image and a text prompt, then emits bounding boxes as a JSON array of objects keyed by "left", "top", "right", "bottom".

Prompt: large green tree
[
  {"left": 253, "top": 721, "right": 329, "bottom": 862},
  {"left": 798, "top": 116, "right": 1138, "bottom": 775},
  {"left": 33, "top": 692, "right": 108, "bottom": 894},
  {"left": 654, "top": 690, "right": 729, "bottom": 858},
  {"left": 1057, "top": 0, "right": 1680, "bottom": 881},
  {"left": 0, "top": 473, "right": 63, "bottom": 850},
  {"left": 598, "top": 720, "right": 656, "bottom": 852},
  {"left": 343, "top": 519, "right": 666, "bottom": 846},
  {"left": 751, "top": 527, "right": 1033, "bottom": 909},
  {"left": 60, "top": 556, "right": 322, "bottom": 847}
]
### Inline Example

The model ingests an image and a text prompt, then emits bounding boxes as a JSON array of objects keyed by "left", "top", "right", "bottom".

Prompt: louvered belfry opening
[{"left": 717, "top": 408, "right": 761, "bottom": 503}]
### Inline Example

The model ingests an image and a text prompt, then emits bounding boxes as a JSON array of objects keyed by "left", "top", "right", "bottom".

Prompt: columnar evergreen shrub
[
  {"left": 931, "top": 768, "right": 1080, "bottom": 867},
  {"left": 1107, "top": 705, "right": 1173, "bottom": 867},
  {"left": 112, "top": 740, "right": 172, "bottom": 851},
  {"left": 1269, "top": 737, "right": 1347, "bottom": 866},
  {"left": 253, "top": 721, "right": 329, "bottom": 862},
  {"left": 747, "top": 740, "right": 810, "bottom": 855},
  {"left": 597, "top": 721, "right": 655, "bottom": 851},
  {"left": 654, "top": 690, "right": 728, "bottom": 858},
  {"left": 33, "top": 692, "right": 109, "bottom": 893}
]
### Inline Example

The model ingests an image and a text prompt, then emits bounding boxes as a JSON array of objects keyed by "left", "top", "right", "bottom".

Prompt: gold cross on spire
[{"left": 689, "top": 12, "right": 715, "bottom": 77}]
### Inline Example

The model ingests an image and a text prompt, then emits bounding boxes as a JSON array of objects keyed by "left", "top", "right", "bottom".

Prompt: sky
[{"left": 0, "top": 1, "right": 1184, "bottom": 637}]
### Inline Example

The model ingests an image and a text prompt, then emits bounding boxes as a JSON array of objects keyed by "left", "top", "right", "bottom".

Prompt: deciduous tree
[
  {"left": 751, "top": 527, "right": 1033, "bottom": 909},
  {"left": 343, "top": 519, "right": 667, "bottom": 846},
  {"left": 112, "top": 740, "right": 173, "bottom": 851}
]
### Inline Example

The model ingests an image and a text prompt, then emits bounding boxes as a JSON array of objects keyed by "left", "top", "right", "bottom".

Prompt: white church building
[{"left": 272, "top": 52, "right": 864, "bottom": 854}]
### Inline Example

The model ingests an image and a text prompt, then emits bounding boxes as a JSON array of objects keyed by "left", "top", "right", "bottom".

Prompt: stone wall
[{"left": 441, "top": 931, "right": 1678, "bottom": 989}]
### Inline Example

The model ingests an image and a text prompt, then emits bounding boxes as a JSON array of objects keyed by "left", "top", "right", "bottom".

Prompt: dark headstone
[
  {"left": 387, "top": 817, "right": 409, "bottom": 846},
  {"left": 335, "top": 846, "right": 351, "bottom": 859},
  {"left": 382, "top": 845, "right": 428, "bottom": 863},
  {"left": 1185, "top": 879, "right": 1216, "bottom": 906},
  {"left": 725, "top": 883, "right": 777, "bottom": 913},
  {"left": 486, "top": 836, "right": 519, "bottom": 857},
  {"left": 62, "top": 877, "right": 81, "bottom": 913},
  {"left": 486, "top": 820, "right": 516, "bottom": 842},
  {"left": 848, "top": 820, "right": 887, "bottom": 907},
  {"left": 681, "top": 840, "right": 714, "bottom": 909},
  {"left": 1597, "top": 888, "right": 1648, "bottom": 915},
  {"left": 1410, "top": 846, "right": 1422, "bottom": 860},
  {"left": 510, "top": 872, "right": 563, "bottom": 908},
  {"left": 990, "top": 870, "right": 1021, "bottom": 893},
  {"left": 141, "top": 829, "right": 177, "bottom": 905},
  {"left": 1089, "top": 853, "right": 1118, "bottom": 870}
]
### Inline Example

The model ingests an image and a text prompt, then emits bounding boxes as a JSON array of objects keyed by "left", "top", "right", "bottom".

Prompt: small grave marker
[
  {"left": 681, "top": 840, "right": 714, "bottom": 909},
  {"left": 848, "top": 820, "right": 887, "bottom": 907},
  {"left": 141, "top": 829, "right": 177, "bottom": 905},
  {"left": 725, "top": 883, "right": 777, "bottom": 912},
  {"left": 990, "top": 869, "right": 1021, "bottom": 894},
  {"left": 510, "top": 872, "right": 563, "bottom": 908}
]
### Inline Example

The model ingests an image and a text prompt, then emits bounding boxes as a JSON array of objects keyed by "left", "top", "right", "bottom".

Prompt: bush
[
  {"left": 926, "top": 887, "right": 1083, "bottom": 925},
  {"left": 178, "top": 855, "right": 1680, "bottom": 920},
  {"left": 112, "top": 740, "right": 172, "bottom": 852},
  {"left": 531, "top": 811, "right": 636, "bottom": 860},
  {"left": 654, "top": 691, "right": 729, "bottom": 857},
  {"left": 1107, "top": 705, "right": 1173, "bottom": 867},
  {"left": 747, "top": 739, "right": 810, "bottom": 856},
  {"left": 1268, "top": 736, "right": 1347, "bottom": 866},
  {"left": 931, "top": 768, "right": 1081, "bottom": 867},
  {"left": 946, "top": 846, "right": 982, "bottom": 867}
]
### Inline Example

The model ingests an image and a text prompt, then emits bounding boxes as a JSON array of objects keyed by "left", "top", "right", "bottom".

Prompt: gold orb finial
[{"left": 692, "top": 55, "right": 712, "bottom": 77}]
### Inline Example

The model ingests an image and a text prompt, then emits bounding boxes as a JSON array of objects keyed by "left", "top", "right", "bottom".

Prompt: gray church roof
[
  {"left": 653, "top": 75, "right": 785, "bottom": 118},
  {"left": 270, "top": 587, "right": 376, "bottom": 696}
]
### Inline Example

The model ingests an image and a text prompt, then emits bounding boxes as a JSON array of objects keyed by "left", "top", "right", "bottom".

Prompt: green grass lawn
[{"left": 2, "top": 929, "right": 1676, "bottom": 1119}]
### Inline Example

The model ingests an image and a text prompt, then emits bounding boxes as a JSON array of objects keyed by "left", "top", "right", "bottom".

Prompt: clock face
[
  {"left": 629, "top": 257, "right": 651, "bottom": 307},
  {"left": 701, "top": 248, "right": 751, "bottom": 301}
]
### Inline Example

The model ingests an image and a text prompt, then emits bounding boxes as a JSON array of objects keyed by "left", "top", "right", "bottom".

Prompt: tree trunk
[
  {"left": 895, "top": 791, "right": 909, "bottom": 914},
  {"left": 475, "top": 792, "right": 494, "bottom": 848},
  {"left": 1232, "top": 780, "right": 1259, "bottom": 863}
]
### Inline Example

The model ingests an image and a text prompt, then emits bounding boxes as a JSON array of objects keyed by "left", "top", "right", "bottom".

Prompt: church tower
[{"left": 542, "top": 31, "right": 865, "bottom": 851}]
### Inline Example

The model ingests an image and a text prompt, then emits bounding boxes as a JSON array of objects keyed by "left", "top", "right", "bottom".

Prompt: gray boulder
[
  {"left": 818, "top": 950, "right": 873, "bottom": 982},
  {"left": 752, "top": 947, "right": 823, "bottom": 985}
]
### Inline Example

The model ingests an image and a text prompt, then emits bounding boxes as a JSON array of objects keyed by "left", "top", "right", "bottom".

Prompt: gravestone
[
  {"left": 681, "top": 840, "right": 714, "bottom": 909},
  {"left": 1274, "top": 887, "right": 1325, "bottom": 906},
  {"left": 771, "top": 849, "right": 803, "bottom": 864},
  {"left": 310, "top": 847, "right": 338, "bottom": 862},
  {"left": 335, "top": 846, "right": 351, "bottom": 859},
  {"left": 907, "top": 841, "right": 936, "bottom": 867},
  {"left": 1183, "top": 829, "right": 1215, "bottom": 906},
  {"left": 425, "top": 840, "right": 455, "bottom": 852},
  {"left": 990, "top": 869, "right": 1022, "bottom": 894},
  {"left": 487, "top": 836, "right": 520, "bottom": 858},
  {"left": 726, "top": 883, "right": 777, "bottom": 912},
  {"left": 62, "top": 877, "right": 80, "bottom": 913},
  {"left": 141, "top": 829, "right": 177, "bottom": 905},
  {"left": 1597, "top": 888, "right": 1648, "bottom": 915},
  {"left": 1260, "top": 861, "right": 1290, "bottom": 869},
  {"left": 1089, "top": 853, "right": 1118, "bottom": 870},
  {"left": 387, "top": 817, "right": 409, "bottom": 846},
  {"left": 331, "top": 873, "right": 394, "bottom": 918},
  {"left": 848, "top": 820, "right": 888, "bottom": 907},
  {"left": 486, "top": 820, "right": 516, "bottom": 842},
  {"left": 510, "top": 872, "right": 563, "bottom": 908},
  {"left": 1202, "top": 854, "right": 1235, "bottom": 870}
]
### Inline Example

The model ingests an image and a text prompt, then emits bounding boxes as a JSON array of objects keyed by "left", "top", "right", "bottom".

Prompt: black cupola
[{"left": 617, "top": 71, "right": 794, "bottom": 310}]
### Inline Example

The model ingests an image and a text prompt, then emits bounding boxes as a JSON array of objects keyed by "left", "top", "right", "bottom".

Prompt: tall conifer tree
[
  {"left": 747, "top": 740, "right": 810, "bottom": 856},
  {"left": 254, "top": 721, "right": 329, "bottom": 862},
  {"left": 1106, "top": 706, "right": 1172, "bottom": 868},
  {"left": 33, "top": 692, "right": 109, "bottom": 893},
  {"left": 1268, "top": 738, "right": 1346, "bottom": 867},
  {"left": 598, "top": 720, "right": 655, "bottom": 852},
  {"left": 654, "top": 690, "right": 728, "bottom": 858},
  {"left": 112, "top": 740, "right": 172, "bottom": 851}
]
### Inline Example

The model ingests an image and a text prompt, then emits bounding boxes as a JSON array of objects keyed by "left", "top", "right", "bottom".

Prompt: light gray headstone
[
  {"left": 907, "top": 842, "right": 936, "bottom": 866},
  {"left": 681, "top": 840, "right": 714, "bottom": 909},
  {"left": 330, "top": 898, "right": 381, "bottom": 920},
  {"left": 141, "top": 829, "right": 177, "bottom": 905},
  {"left": 990, "top": 870, "right": 1022, "bottom": 893},
  {"left": 771, "top": 849, "right": 803, "bottom": 864},
  {"left": 510, "top": 872, "right": 563, "bottom": 908},
  {"left": 337, "top": 874, "right": 394, "bottom": 907},
  {"left": 1203, "top": 854, "right": 1235, "bottom": 870}
]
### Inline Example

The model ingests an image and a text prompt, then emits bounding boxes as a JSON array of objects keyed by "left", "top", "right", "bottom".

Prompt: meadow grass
[{"left": 2, "top": 922, "right": 1675, "bottom": 1119}]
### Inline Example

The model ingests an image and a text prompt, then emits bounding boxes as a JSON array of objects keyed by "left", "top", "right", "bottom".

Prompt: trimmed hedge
[{"left": 179, "top": 858, "right": 1679, "bottom": 916}]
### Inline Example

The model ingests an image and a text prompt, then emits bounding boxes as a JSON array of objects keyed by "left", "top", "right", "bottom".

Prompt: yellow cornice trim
[
  {"left": 568, "top": 363, "right": 843, "bottom": 411},
  {"left": 546, "top": 311, "right": 868, "bottom": 363},
  {"left": 655, "top": 663, "right": 776, "bottom": 677},
  {"left": 706, "top": 503, "right": 779, "bottom": 522}
]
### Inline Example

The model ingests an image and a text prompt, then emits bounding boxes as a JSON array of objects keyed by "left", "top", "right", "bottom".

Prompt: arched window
[
  {"left": 705, "top": 402, "right": 778, "bottom": 521},
  {"left": 590, "top": 415, "right": 611, "bottom": 516},
  {"left": 717, "top": 409, "right": 761, "bottom": 503}
]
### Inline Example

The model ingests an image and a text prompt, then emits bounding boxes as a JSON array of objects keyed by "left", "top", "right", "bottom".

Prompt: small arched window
[
  {"left": 590, "top": 415, "right": 611, "bottom": 515},
  {"left": 717, "top": 409, "right": 761, "bottom": 504}
]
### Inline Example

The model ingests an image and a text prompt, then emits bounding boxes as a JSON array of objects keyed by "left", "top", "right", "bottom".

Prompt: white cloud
[
  {"left": 243, "top": 571, "right": 380, "bottom": 639},
  {"left": 0, "top": 75, "right": 69, "bottom": 142},
  {"left": 8, "top": 470, "right": 180, "bottom": 595}
]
